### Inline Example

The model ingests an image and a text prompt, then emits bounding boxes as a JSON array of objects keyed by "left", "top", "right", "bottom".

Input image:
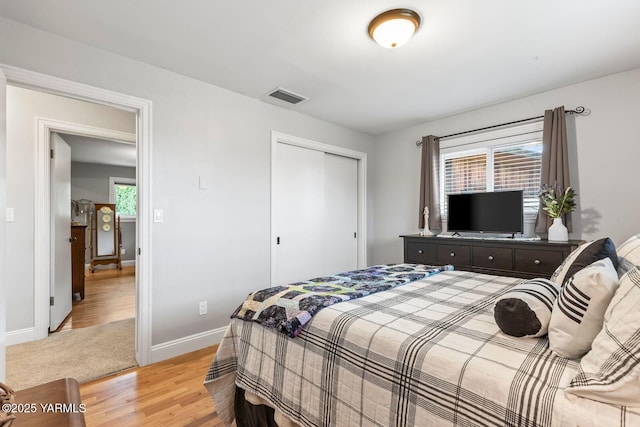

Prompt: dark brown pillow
[{"left": 550, "top": 238, "right": 617, "bottom": 286}]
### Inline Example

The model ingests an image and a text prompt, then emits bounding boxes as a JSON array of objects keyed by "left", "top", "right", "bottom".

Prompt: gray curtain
[
  {"left": 419, "top": 135, "right": 442, "bottom": 230},
  {"left": 535, "top": 106, "right": 572, "bottom": 233}
]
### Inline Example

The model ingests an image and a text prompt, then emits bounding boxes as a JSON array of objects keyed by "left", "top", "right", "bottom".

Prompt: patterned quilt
[
  {"left": 205, "top": 270, "right": 640, "bottom": 427},
  {"left": 232, "top": 264, "right": 453, "bottom": 337}
]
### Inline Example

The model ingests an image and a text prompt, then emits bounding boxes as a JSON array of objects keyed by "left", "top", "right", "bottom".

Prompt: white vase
[{"left": 548, "top": 217, "right": 568, "bottom": 242}]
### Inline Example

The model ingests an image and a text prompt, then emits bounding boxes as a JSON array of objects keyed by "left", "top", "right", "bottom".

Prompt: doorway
[
  {"left": 0, "top": 65, "right": 152, "bottom": 366},
  {"left": 4, "top": 87, "right": 141, "bottom": 388},
  {"left": 52, "top": 131, "right": 138, "bottom": 333}
]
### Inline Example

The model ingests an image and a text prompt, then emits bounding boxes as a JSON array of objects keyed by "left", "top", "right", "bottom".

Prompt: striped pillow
[
  {"left": 566, "top": 267, "right": 640, "bottom": 406},
  {"left": 616, "top": 233, "right": 640, "bottom": 277},
  {"left": 494, "top": 278, "right": 560, "bottom": 338},
  {"left": 548, "top": 257, "right": 619, "bottom": 359},
  {"left": 550, "top": 238, "right": 618, "bottom": 286}
]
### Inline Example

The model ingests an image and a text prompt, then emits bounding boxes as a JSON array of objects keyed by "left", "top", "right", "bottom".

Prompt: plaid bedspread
[
  {"left": 232, "top": 264, "right": 453, "bottom": 337},
  {"left": 204, "top": 270, "right": 640, "bottom": 426}
]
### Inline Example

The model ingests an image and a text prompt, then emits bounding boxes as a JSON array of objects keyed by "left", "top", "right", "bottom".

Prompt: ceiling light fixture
[{"left": 368, "top": 8, "right": 421, "bottom": 49}]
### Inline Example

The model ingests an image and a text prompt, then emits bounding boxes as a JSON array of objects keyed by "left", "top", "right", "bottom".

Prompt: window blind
[
  {"left": 440, "top": 121, "right": 544, "bottom": 218},
  {"left": 493, "top": 141, "right": 542, "bottom": 210}
]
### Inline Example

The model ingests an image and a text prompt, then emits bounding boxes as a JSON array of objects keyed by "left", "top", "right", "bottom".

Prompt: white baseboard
[
  {"left": 9, "top": 324, "right": 227, "bottom": 362},
  {"left": 6, "top": 327, "right": 36, "bottom": 346},
  {"left": 150, "top": 325, "right": 227, "bottom": 364}
]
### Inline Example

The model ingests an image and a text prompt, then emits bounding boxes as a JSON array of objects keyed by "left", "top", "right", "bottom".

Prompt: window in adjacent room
[
  {"left": 109, "top": 176, "right": 137, "bottom": 221},
  {"left": 440, "top": 121, "right": 543, "bottom": 220}
]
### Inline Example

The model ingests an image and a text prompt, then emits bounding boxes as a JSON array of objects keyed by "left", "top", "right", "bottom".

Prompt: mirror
[
  {"left": 90, "top": 203, "right": 122, "bottom": 271},
  {"left": 96, "top": 204, "right": 116, "bottom": 256}
]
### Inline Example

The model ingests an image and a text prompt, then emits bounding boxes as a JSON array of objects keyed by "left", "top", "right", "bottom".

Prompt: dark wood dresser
[
  {"left": 401, "top": 235, "right": 583, "bottom": 279},
  {"left": 71, "top": 225, "right": 87, "bottom": 300}
]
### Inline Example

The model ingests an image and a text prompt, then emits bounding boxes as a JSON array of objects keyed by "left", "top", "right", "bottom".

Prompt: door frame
[
  {"left": 270, "top": 131, "right": 367, "bottom": 285},
  {"left": 1, "top": 64, "right": 153, "bottom": 366},
  {"left": 40, "top": 121, "right": 136, "bottom": 332},
  {"left": 0, "top": 70, "right": 7, "bottom": 381}
]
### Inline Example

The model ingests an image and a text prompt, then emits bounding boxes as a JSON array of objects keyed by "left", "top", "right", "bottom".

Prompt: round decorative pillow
[{"left": 494, "top": 278, "right": 561, "bottom": 338}]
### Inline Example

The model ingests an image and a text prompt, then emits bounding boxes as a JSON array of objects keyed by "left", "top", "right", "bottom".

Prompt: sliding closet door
[
  {"left": 273, "top": 143, "right": 358, "bottom": 286},
  {"left": 273, "top": 143, "right": 326, "bottom": 285},
  {"left": 323, "top": 153, "right": 358, "bottom": 274}
]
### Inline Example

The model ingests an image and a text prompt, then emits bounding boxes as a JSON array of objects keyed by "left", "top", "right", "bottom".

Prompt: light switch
[
  {"left": 198, "top": 176, "right": 208, "bottom": 190},
  {"left": 6, "top": 207, "right": 14, "bottom": 222},
  {"left": 154, "top": 208, "right": 164, "bottom": 222}
]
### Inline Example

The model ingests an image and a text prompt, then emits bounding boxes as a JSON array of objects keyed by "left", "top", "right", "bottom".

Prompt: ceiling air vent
[{"left": 267, "top": 87, "right": 309, "bottom": 105}]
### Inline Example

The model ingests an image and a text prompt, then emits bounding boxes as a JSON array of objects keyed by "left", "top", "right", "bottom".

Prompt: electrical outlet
[
  {"left": 199, "top": 301, "right": 207, "bottom": 316},
  {"left": 121, "top": 248, "right": 126, "bottom": 255}
]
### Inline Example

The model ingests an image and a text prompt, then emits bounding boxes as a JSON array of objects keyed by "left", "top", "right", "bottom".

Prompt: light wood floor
[
  {"left": 57, "top": 265, "right": 136, "bottom": 331},
  {"left": 79, "top": 345, "right": 222, "bottom": 426},
  {"left": 65, "top": 266, "right": 223, "bottom": 425}
]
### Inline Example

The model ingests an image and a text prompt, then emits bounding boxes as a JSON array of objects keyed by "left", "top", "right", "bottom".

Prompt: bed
[{"left": 204, "top": 255, "right": 640, "bottom": 426}]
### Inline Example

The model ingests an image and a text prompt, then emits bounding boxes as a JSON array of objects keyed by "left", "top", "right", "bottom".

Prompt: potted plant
[{"left": 539, "top": 183, "right": 576, "bottom": 242}]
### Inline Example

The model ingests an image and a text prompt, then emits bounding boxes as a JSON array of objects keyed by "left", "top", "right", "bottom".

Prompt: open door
[{"left": 49, "top": 133, "right": 72, "bottom": 331}]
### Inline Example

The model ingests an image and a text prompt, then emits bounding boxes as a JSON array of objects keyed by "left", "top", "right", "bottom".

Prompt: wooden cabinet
[
  {"left": 401, "top": 235, "right": 582, "bottom": 279},
  {"left": 71, "top": 225, "right": 87, "bottom": 299},
  {"left": 14, "top": 378, "right": 86, "bottom": 426}
]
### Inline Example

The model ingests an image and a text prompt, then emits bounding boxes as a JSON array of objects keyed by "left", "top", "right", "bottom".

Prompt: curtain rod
[{"left": 415, "top": 106, "right": 587, "bottom": 146}]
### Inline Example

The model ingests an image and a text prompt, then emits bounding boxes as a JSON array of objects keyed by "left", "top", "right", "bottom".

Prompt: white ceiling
[
  {"left": 60, "top": 134, "right": 136, "bottom": 168},
  {"left": 2, "top": 1, "right": 640, "bottom": 135}
]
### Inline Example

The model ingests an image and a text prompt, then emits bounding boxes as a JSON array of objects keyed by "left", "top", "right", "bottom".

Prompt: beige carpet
[{"left": 6, "top": 318, "right": 138, "bottom": 390}]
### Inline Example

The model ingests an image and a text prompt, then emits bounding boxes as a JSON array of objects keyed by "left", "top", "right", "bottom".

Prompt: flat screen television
[{"left": 447, "top": 190, "right": 523, "bottom": 235}]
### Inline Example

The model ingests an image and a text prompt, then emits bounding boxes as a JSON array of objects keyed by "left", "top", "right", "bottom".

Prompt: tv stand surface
[{"left": 400, "top": 234, "right": 583, "bottom": 279}]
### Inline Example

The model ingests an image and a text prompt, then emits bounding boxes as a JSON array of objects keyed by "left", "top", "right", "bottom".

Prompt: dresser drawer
[
  {"left": 514, "top": 249, "right": 564, "bottom": 277},
  {"left": 472, "top": 246, "right": 513, "bottom": 270},
  {"left": 437, "top": 244, "right": 471, "bottom": 266},
  {"left": 405, "top": 241, "right": 437, "bottom": 264}
]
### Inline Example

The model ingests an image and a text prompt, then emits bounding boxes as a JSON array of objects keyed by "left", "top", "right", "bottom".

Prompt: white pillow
[
  {"left": 616, "top": 233, "right": 640, "bottom": 277},
  {"left": 566, "top": 267, "right": 640, "bottom": 405},
  {"left": 548, "top": 257, "right": 619, "bottom": 359}
]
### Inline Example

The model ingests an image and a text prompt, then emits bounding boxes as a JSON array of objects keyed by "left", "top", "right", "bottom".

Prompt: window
[
  {"left": 440, "top": 121, "right": 543, "bottom": 219},
  {"left": 109, "top": 176, "right": 137, "bottom": 221}
]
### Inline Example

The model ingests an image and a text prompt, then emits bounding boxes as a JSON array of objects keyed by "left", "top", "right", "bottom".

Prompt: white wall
[
  {"left": 5, "top": 86, "right": 136, "bottom": 333},
  {"left": 0, "top": 17, "right": 375, "bottom": 349},
  {"left": 372, "top": 68, "right": 640, "bottom": 264}
]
